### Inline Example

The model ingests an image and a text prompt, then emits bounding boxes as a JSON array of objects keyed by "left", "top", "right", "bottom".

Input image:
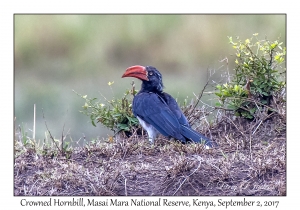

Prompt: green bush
[
  {"left": 215, "top": 33, "right": 286, "bottom": 119},
  {"left": 75, "top": 82, "right": 139, "bottom": 135}
]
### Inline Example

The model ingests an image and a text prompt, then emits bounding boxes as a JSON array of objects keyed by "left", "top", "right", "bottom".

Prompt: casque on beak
[{"left": 122, "top": 65, "right": 149, "bottom": 81}]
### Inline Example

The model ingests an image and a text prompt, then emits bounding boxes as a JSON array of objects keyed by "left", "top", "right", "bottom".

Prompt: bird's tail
[{"left": 180, "top": 125, "right": 215, "bottom": 148}]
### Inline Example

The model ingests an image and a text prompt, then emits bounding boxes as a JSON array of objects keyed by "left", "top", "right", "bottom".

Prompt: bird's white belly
[{"left": 137, "top": 116, "right": 159, "bottom": 143}]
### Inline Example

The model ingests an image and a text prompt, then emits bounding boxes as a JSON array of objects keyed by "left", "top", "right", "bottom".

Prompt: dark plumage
[{"left": 122, "top": 65, "right": 214, "bottom": 148}]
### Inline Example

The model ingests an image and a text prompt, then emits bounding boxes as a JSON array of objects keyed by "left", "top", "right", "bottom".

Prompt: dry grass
[{"left": 14, "top": 107, "right": 286, "bottom": 196}]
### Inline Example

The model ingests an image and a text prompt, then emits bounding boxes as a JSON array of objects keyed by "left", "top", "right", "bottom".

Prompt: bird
[{"left": 122, "top": 65, "right": 215, "bottom": 148}]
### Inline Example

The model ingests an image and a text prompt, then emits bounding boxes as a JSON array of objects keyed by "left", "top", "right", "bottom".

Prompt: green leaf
[
  {"left": 234, "top": 112, "right": 241, "bottom": 117},
  {"left": 261, "top": 100, "right": 268, "bottom": 104},
  {"left": 118, "top": 123, "right": 130, "bottom": 131},
  {"left": 215, "top": 93, "right": 222, "bottom": 97},
  {"left": 215, "top": 102, "right": 222, "bottom": 107},
  {"left": 262, "top": 92, "right": 269, "bottom": 96},
  {"left": 249, "top": 108, "right": 256, "bottom": 115},
  {"left": 234, "top": 85, "right": 240, "bottom": 92},
  {"left": 228, "top": 104, "right": 237, "bottom": 110}
]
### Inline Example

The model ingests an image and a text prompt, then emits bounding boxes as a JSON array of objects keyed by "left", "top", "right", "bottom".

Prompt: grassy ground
[{"left": 14, "top": 109, "right": 286, "bottom": 196}]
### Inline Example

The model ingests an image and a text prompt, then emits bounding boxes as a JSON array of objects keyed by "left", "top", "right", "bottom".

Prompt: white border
[{"left": 2, "top": 0, "right": 298, "bottom": 209}]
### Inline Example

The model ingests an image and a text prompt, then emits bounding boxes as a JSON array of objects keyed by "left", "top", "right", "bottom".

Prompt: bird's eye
[{"left": 148, "top": 71, "right": 153, "bottom": 76}]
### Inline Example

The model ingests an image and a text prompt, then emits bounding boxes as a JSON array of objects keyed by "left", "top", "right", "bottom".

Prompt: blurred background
[{"left": 14, "top": 14, "right": 286, "bottom": 142}]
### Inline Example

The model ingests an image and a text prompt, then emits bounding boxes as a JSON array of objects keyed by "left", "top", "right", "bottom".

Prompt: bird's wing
[
  {"left": 133, "top": 92, "right": 186, "bottom": 142},
  {"left": 180, "top": 125, "right": 213, "bottom": 147},
  {"left": 161, "top": 93, "right": 214, "bottom": 147},
  {"left": 160, "top": 92, "right": 190, "bottom": 126}
]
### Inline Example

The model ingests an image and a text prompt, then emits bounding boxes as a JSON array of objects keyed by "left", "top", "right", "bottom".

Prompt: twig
[
  {"left": 173, "top": 159, "right": 202, "bottom": 195},
  {"left": 33, "top": 104, "right": 36, "bottom": 141},
  {"left": 42, "top": 109, "right": 61, "bottom": 153},
  {"left": 252, "top": 120, "right": 263, "bottom": 136},
  {"left": 125, "top": 127, "right": 139, "bottom": 141},
  {"left": 122, "top": 174, "right": 128, "bottom": 196},
  {"left": 249, "top": 134, "right": 253, "bottom": 160},
  {"left": 224, "top": 116, "right": 246, "bottom": 137},
  {"left": 216, "top": 96, "right": 279, "bottom": 114},
  {"left": 252, "top": 112, "right": 275, "bottom": 135},
  {"left": 186, "top": 75, "right": 211, "bottom": 119},
  {"left": 61, "top": 123, "right": 66, "bottom": 156},
  {"left": 29, "top": 179, "right": 39, "bottom": 194},
  {"left": 207, "top": 162, "right": 225, "bottom": 175},
  {"left": 219, "top": 57, "right": 230, "bottom": 83},
  {"left": 131, "top": 81, "right": 136, "bottom": 96},
  {"left": 23, "top": 185, "right": 27, "bottom": 196}
]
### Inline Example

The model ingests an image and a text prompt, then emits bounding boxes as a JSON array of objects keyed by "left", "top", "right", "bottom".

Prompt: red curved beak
[{"left": 122, "top": 65, "right": 149, "bottom": 81}]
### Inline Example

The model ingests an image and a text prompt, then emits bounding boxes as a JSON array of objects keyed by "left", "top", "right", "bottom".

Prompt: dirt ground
[{"left": 14, "top": 113, "right": 286, "bottom": 196}]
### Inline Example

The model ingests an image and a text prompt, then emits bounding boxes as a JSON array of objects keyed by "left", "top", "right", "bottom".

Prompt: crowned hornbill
[{"left": 122, "top": 65, "right": 214, "bottom": 148}]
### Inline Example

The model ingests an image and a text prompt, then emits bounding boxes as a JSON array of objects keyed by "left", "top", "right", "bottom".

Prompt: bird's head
[{"left": 122, "top": 65, "right": 164, "bottom": 93}]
